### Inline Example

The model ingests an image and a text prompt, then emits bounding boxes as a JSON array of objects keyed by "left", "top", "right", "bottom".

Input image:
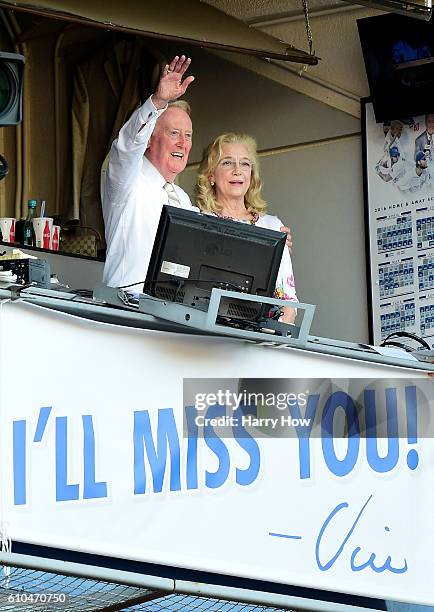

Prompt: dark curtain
[{"left": 70, "top": 35, "right": 165, "bottom": 242}]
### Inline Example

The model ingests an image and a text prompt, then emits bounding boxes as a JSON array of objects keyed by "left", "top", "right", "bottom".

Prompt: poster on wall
[{"left": 363, "top": 100, "right": 434, "bottom": 348}]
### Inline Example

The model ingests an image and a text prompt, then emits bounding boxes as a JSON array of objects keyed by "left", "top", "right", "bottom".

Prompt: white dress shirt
[{"left": 102, "top": 96, "right": 198, "bottom": 289}]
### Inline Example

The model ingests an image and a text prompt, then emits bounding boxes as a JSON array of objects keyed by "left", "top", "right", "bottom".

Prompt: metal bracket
[
  {"left": 93, "top": 283, "right": 315, "bottom": 347},
  {"left": 139, "top": 288, "right": 315, "bottom": 347}
]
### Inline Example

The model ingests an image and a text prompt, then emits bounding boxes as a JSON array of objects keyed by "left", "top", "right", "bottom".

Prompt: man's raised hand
[{"left": 152, "top": 55, "right": 195, "bottom": 109}]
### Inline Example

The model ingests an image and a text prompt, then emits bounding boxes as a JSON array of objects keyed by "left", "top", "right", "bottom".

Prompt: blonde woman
[{"left": 195, "top": 133, "right": 297, "bottom": 323}]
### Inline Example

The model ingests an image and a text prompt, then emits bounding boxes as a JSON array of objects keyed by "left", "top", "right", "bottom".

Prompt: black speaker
[{"left": 0, "top": 52, "right": 24, "bottom": 125}]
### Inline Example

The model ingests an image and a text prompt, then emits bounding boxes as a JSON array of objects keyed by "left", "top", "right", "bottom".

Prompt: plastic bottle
[
  {"left": 23, "top": 199, "right": 37, "bottom": 246},
  {"left": 51, "top": 225, "right": 59, "bottom": 250},
  {"left": 43, "top": 219, "right": 50, "bottom": 249},
  {"left": 8, "top": 219, "right": 15, "bottom": 242}
]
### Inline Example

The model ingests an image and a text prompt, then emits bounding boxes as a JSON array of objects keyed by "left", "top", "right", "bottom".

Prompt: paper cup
[
  {"left": 0, "top": 217, "right": 16, "bottom": 243},
  {"left": 51, "top": 225, "right": 60, "bottom": 251},
  {"left": 32, "top": 217, "right": 53, "bottom": 249}
]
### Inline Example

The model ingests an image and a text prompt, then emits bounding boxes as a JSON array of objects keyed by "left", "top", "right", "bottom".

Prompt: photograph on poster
[{"left": 363, "top": 100, "right": 434, "bottom": 347}]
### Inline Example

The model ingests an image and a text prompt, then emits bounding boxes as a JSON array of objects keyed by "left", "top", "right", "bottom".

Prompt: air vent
[
  {"left": 155, "top": 286, "right": 185, "bottom": 303},
  {"left": 226, "top": 301, "right": 259, "bottom": 319}
]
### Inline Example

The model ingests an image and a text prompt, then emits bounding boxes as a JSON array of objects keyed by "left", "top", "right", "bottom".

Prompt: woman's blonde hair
[{"left": 195, "top": 133, "right": 267, "bottom": 215}]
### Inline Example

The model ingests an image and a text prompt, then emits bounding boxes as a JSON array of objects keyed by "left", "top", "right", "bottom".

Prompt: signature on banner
[{"left": 270, "top": 494, "right": 408, "bottom": 575}]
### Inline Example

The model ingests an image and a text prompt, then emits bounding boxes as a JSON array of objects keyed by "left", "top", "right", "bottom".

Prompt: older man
[
  {"left": 102, "top": 55, "right": 196, "bottom": 289},
  {"left": 102, "top": 55, "right": 291, "bottom": 290}
]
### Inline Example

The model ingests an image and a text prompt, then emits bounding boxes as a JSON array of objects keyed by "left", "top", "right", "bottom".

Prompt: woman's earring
[{"left": 210, "top": 180, "right": 215, "bottom": 186}]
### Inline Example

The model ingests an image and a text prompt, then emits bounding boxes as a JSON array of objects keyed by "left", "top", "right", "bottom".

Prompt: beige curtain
[{"left": 70, "top": 36, "right": 165, "bottom": 242}]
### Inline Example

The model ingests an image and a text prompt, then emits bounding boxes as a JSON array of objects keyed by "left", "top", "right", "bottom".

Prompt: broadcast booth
[{"left": 0, "top": 1, "right": 433, "bottom": 612}]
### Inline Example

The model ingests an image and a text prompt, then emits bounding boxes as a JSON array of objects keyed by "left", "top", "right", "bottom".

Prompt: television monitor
[
  {"left": 144, "top": 205, "right": 286, "bottom": 323},
  {"left": 358, "top": 13, "right": 434, "bottom": 122}
]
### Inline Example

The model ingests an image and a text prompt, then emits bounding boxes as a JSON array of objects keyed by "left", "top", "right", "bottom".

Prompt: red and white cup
[
  {"left": 51, "top": 225, "right": 60, "bottom": 251},
  {"left": 0, "top": 217, "right": 16, "bottom": 243},
  {"left": 32, "top": 217, "right": 53, "bottom": 249}
]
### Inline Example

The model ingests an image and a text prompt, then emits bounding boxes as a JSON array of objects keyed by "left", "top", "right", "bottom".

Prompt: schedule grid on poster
[{"left": 363, "top": 101, "right": 434, "bottom": 346}]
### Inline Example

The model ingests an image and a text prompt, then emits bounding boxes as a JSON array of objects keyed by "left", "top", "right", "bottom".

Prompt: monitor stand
[{"left": 93, "top": 283, "right": 315, "bottom": 348}]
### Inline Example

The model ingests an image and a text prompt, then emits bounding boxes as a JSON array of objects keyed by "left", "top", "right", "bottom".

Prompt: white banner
[{"left": 0, "top": 300, "right": 432, "bottom": 606}]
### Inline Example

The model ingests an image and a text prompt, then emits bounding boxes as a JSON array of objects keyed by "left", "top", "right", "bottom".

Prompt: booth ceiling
[{"left": 0, "top": 0, "right": 318, "bottom": 64}]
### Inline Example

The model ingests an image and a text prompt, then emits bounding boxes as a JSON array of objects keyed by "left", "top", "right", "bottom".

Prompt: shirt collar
[{"left": 142, "top": 155, "right": 169, "bottom": 189}]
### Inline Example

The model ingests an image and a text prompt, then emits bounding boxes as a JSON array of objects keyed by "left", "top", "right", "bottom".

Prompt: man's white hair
[{"left": 168, "top": 99, "right": 191, "bottom": 116}]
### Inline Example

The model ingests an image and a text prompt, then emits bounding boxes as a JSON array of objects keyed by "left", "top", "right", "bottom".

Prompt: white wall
[{"left": 176, "top": 48, "right": 369, "bottom": 342}]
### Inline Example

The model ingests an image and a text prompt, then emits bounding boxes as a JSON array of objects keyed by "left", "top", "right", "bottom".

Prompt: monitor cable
[
  {"left": 118, "top": 278, "right": 244, "bottom": 292},
  {"left": 380, "top": 331, "right": 430, "bottom": 353}
]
